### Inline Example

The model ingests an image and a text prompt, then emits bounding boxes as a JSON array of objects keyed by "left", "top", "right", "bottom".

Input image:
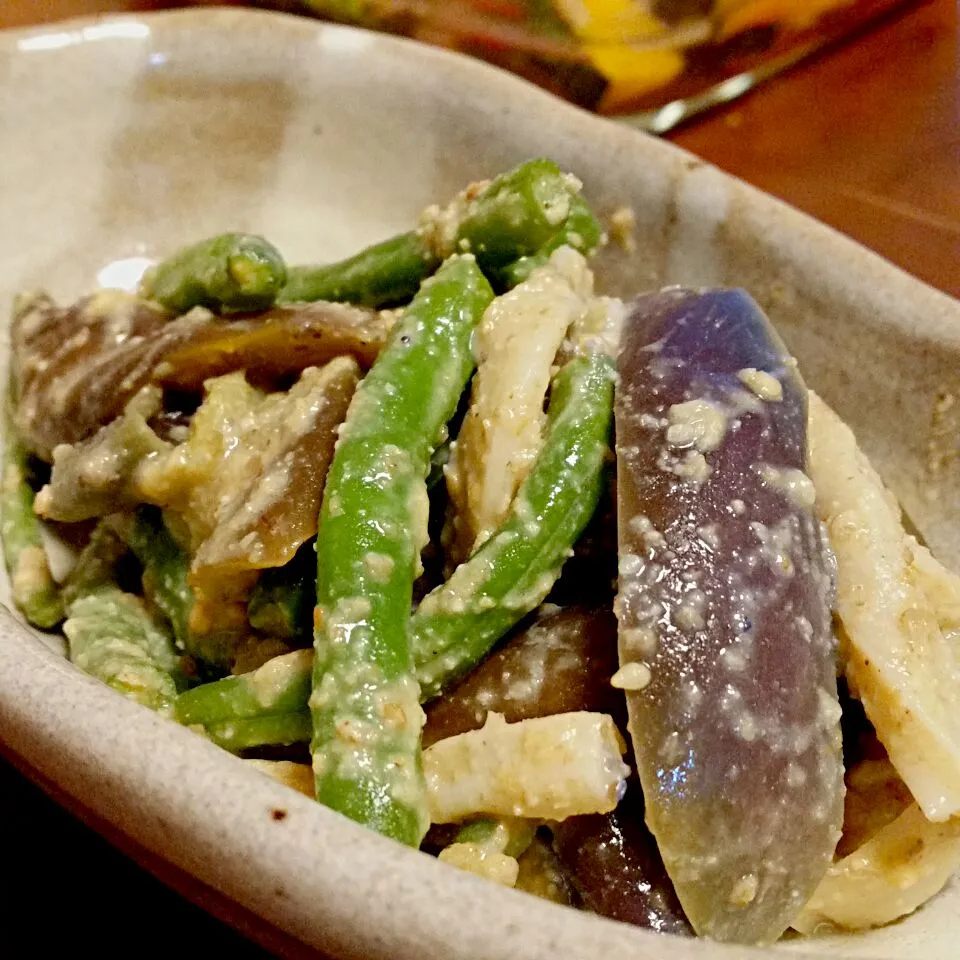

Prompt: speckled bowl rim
[{"left": 0, "top": 9, "right": 958, "bottom": 960}]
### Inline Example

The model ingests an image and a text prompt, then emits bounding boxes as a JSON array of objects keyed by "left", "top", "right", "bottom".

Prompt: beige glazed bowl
[{"left": 1, "top": 8, "right": 959, "bottom": 960}]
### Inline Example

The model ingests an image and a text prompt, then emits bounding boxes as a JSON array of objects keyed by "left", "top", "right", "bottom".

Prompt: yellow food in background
[
  {"left": 554, "top": 0, "right": 665, "bottom": 42},
  {"left": 553, "top": 1, "right": 685, "bottom": 111},
  {"left": 586, "top": 43, "right": 685, "bottom": 111}
]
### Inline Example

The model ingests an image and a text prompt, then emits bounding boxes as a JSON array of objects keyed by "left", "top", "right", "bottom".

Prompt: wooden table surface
[{"left": 1, "top": 1, "right": 957, "bottom": 956}]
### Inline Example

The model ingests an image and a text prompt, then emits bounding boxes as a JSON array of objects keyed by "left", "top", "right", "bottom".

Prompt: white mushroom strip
[
  {"left": 423, "top": 711, "right": 629, "bottom": 824},
  {"left": 444, "top": 246, "right": 595, "bottom": 562},
  {"left": 808, "top": 391, "right": 960, "bottom": 820},
  {"left": 792, "top": 803, "right": 960, "bottom": 933}
]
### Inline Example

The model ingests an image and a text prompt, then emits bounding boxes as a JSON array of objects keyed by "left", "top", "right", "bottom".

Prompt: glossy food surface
[
  {"left": 614, "top": 288, "right": 844, "bottom": 942},
  {"left": 1, "top": 10, "right": 958, "bottom": 960}
]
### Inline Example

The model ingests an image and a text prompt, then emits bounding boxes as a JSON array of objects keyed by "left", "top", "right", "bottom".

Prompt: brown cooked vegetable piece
[
  {"left": 11, "top": 291, "right": 174, "bottom": 460},
  {"left": 11, "top": 291, "right": 387, "bottom": 461},
  {"left": 33, "top": 386, "right": 172, "bottom": 523},
  {"left": 552, "top": 781, "right": 692, "bottom": 936},
  {"left": 422, "top": 606, "right": 621, "bottom": 748},
  {"left": 189, "top": 356, "right": 359, "bottom": 583},
  {"left": 614, "top": 288, "right": 843, "bottom": 944},
  {"left": 152, "top": 302, "right": 390, "bottom": 391}
]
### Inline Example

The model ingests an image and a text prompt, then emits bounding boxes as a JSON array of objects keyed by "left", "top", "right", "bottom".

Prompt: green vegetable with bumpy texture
[
  {"left": 247, "top": 539, "right": 316, "bottom": 642},
  {"left": 64, "top": 587, "right": 182, "bottom": 715},
  {"left": 176, "top": 649, "right": 313, "bottom": 750},
  {"left": 1, "top": 413, "right": 63, "bottom": 628},
  {"left": 140, "top": 233, "right": 287, "bottom": 314},
  {"left": 310, "top": 256, "right": 494, "bottom": 847},
  {"left": 492, "top": 194, "right": 604, "bottom": 290},
  {"left": 412, "top": 351, "right": 615, "bottom": 700},
  {"left": 60, "top": 521, "right": 185, "bottom": 714},
  {"left": 121, "top": 506, "right": 241, "bottom": 670},
  {"left": 63, "top": 521, "right": 186, "bottom": 714},
  {"left": 281, "top": 233, "right": 437, "bottom": 308},
  {"left": 178, "top": 354, "right": 614, "bottom": 749},
  {"left": 279, "top": 159, "right": 590, "bottom": 307}
]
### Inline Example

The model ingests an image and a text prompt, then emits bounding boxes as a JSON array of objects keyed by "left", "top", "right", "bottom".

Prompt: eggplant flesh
[
  {"left": 10, "top": 292, "right": 383, "bottom": 461},
  {"left": 614, "top": 288, "right": 843, "bottom": 943}
]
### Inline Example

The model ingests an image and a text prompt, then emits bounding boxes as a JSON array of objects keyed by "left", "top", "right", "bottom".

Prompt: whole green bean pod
[
  {"left": 492, "top": 194, "right": 604, "bottom": 290},
  {"left": 311, "top": 256, "right": 494, "bottom": 846},
  {"left": 413, "top": 352, "right": 615, "bottom": 700},
  {"left": 181, "top": 352, "right": 614, "bottom": 748},
  {"left": 452, "top": 158, "right": 578, "bottom": 268},
  {"left": 140, "top": 233, "right": 287, "bottom": 314},
  {"left": 173, "top": 659, "right": 309, "bottom": 751},
  {"left": 279, "top": 159, "right": 589, "bottom": 307},
  {"left": 281, "top": 233, "right": 437, "bottom": 308},
  {"left": 176, "top": 649, "right": 314, "bottom": 750},
  {"left": 1, "top": 416, "right": 63, "bottom": 628}
]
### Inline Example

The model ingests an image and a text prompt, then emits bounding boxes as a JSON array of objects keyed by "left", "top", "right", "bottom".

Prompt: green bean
[
  {"left": 492, "top": 193, "right": 605, "bottom": 290},
  {"left": 279, "top": 159, "right": 589, "bottom": 307},
  {"left": 121, "top": 506, "right": 240, "bottom": 670},
  {"left": 201, "top": 714, "right": 314, "bottom": 753},
  {"left": 453, "top": 818, "right": 537, "bottom": 858},
  {"left": 140, "top": 233, "right": 287, "bottom": 314},
  {"left": 247, "top": 539, "right": 316, "bottom": 642},
  {"left": 281, "top": 233, "right": 437, "bottom": 307},
  {"left": 453, "top": 158, "right": 577, "bottom": 268},
  {"left": 1, "top": 414, "right": 63, "bottom": 628},
  {"left": 174, "top": 353, "right": 614, "bottom": 747},
  {"left": 173, "top": 655, "right": 310, "bottom": 751},
  {"left": 176, "top": 649, "right": 313, "bottom": 750},
  {"left": 311, "top": 256, "right": 494, "bottom": 846},
  {"left": 64, "top": 587, "right": 182, "bottom": 715},
  {"left": 413, "top": 352, "right": 615, "bottom": 700},
  {"left": 122, "top": 507, "right": 192, "bottom": 640}
]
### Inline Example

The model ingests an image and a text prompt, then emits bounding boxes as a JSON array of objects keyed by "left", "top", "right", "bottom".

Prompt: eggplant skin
[
  {"left": 614, "top": 288, "right": 843, "bottom": 944},
  {"left": 422, "top": 606, "right": 621, "bottom": 748},
  {"left": 552, "top": 782, "right": 692, "bottom": 936},
  {"left": 10, "top": 292, "right": 384, "bottom": 461}
]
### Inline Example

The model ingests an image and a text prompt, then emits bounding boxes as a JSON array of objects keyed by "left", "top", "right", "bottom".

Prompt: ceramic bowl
[{"left": 1, "top": 8, "right": 958, "bottom": 960}]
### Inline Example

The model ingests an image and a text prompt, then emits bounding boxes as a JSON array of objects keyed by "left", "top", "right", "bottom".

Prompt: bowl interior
[{"left": 1, "top": 10, "right": 959, "bottom": 960}]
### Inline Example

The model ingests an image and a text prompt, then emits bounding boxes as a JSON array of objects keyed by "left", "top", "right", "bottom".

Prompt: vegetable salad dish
[{"left": 5, "top": 159, "right": 960, "bottom": 946}]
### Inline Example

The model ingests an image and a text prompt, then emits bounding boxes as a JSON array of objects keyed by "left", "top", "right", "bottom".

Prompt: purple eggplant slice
[
  {"left": 552, "top": 781, "right": 692, "bottom": 936},
  {"left": 614, "top": 287, "right": 843, "bottom": 943},
  {"left": 422, "top": 606, "right": 622, "bottom": 748}
]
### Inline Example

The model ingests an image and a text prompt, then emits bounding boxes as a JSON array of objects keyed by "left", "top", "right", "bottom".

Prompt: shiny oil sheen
[{"left": 614, "top": 288, "right": 844, "bottom": 943}]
